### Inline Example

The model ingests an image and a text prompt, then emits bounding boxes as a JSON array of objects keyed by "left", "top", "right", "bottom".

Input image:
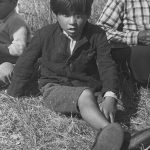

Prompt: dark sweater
[{"left": 7, "top": 22, "right": 119, "bottom": 97}]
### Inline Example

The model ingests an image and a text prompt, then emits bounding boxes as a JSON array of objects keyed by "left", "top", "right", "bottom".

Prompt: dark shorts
[{"left": 41, "top": 83, "right": 88, "bottom": 114}]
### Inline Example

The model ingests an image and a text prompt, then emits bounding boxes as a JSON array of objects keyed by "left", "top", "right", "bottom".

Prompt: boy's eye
[{"left": 62, "top": 14, "right": 83, "bottom": 18}]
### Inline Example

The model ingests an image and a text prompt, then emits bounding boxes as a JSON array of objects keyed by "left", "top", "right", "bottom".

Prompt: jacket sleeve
[
  {"left": 96, "top": 29, "right": 119, "bottom": 95},
  {"left": 7, "top": 30, "right": 42, "bottom": 97}
]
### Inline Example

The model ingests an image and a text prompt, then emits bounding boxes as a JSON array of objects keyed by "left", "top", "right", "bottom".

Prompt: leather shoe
[
  {"left": 121, "top": 128, "right": 150, "bottom": 150},
  {"left": 92, "top": 123, "right": 124, "bottom": 150}
]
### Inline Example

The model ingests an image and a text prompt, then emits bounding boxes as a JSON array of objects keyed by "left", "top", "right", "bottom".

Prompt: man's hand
[
  {"left": 99, "top": 97, "right": 117, "bottom": 123},
  {"left": 138, "top": 30, "right": 150, "bottom": 45}
]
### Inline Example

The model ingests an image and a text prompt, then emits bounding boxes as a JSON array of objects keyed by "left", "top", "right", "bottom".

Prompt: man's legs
[
  {"left": 130, "top": 46, "right": 150, "bottom": 86},
  {"left": 0, "top": 62, "right": 14, "bottom": 88},
  {"left": 111, "top": 47, "right": 131, "bottom": 78},
  {"left": 111, "top": 46, "right": 150, "bottom": 86}
]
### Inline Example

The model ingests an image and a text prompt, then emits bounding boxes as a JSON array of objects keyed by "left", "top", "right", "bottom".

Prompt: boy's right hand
[{"left": 99, "top": 97, "right": 117, "bottom": 123}]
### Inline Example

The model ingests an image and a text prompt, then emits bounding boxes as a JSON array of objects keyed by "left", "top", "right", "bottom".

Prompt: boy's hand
[{"left": 99, "top": 97, "right": 117, "bottom": 123}]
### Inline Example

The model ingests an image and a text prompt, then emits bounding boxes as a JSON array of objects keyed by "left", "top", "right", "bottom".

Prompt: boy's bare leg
[
  {"left": 78, "top": 89, "right": 109, "bottom": 130},
  {"left": 78, "top": 89, "right": 124, "bottom": 150}
]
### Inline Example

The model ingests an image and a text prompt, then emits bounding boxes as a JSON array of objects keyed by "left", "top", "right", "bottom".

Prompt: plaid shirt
[{"left": 97, "top": 0, "right": 150, "bottom": 47}]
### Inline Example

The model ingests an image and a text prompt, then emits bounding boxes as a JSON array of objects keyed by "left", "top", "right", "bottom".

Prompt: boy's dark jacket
[{"left": 7, "top": 22, "right": 119, "bottom": 97}]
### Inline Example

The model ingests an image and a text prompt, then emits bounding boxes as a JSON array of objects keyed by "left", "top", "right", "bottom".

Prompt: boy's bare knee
[
  {"left": 78, "top": 88, "right": 94, "bottom": 106},
  {"left": 81, "top": 89, "right": 93, "bottom": 98}
]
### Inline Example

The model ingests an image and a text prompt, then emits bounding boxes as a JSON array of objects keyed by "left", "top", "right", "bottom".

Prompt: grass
[
  {"left": 0, "top": 92, "right": 96, "bottom": 150},
  {"left": 1, "top": 0, "right": 150, "bottom": 149},
  {"left": 1, "top": 78, "right": 150, "bottom": 150}
]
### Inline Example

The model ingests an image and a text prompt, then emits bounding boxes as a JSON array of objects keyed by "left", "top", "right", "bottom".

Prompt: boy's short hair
[{"left": 50, "top": 0, "right": 94, "bottom": 16}]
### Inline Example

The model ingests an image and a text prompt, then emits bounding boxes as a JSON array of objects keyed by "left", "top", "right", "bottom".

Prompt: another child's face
[
  {"left": 57, "top": 14, "right": 88, "bottom": 39},
  {"left": 0, "top": 0, "right": 15, "bottom": 19}
]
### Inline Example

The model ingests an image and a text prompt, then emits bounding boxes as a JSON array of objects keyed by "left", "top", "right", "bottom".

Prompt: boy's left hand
[{"left": 99, "top": 97, "right": 117, "bottom": 123}]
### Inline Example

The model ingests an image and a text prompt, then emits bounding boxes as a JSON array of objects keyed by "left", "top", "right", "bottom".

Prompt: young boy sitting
[
  {"left": 0, "top": 0, "right": 30, "bottom": 88},
  {"left": 7, "top": 0, "right": 125, "bottom": 149}
]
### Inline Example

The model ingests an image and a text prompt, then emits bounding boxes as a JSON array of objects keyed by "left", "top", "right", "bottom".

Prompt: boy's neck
[{"left": 63, "top": 30, "right": 81, "bottom": 41}]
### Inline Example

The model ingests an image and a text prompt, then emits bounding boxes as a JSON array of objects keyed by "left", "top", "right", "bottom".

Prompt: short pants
[{"left": 41, "top": 83, "right": 88, "bottom": 114}]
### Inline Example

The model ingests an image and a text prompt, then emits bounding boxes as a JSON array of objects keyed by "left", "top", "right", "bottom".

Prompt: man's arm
[{"left": 97, "top": 0, "right": 139, "bottom": 46}]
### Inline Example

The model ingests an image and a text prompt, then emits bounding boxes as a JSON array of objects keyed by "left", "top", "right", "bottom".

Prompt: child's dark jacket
[{"left": 7, "top": 22, "right": 119, "bottom": 97}]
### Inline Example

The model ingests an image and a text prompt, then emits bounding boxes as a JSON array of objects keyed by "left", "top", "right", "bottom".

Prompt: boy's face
[
  {"left": 0, "top": 0, "right": 16, "bottom": 20},
  {"left": 57, "top": 14, "right": 88, "bottom": 39}
]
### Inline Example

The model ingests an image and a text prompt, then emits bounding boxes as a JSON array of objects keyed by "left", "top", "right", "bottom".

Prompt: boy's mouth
[{"left": 68, "top": 28, "right": 77, "bottom": 33}]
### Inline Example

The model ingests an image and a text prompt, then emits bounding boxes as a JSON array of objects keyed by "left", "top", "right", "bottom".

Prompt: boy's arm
[
  {"left": 96, "top": 0, "right": 139, "bottom": 46},
  {"left": 96, "top": 29, "right": 119, "bottom": 122},
  {"left": 7, "top": 30, "right": 42, "bottom": 97},
  {"left": 96, "top": 30, "right": 119, "bottom": 95}
]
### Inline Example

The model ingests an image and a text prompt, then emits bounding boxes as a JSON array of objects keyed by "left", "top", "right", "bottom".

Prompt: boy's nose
[{"left": 69, "top": 16, "right": 76, "bottom": 24}]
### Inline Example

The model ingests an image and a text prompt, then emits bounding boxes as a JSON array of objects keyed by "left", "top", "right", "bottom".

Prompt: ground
[{"left": 1, "top": 0, "right": 150, "bottom": 149}]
